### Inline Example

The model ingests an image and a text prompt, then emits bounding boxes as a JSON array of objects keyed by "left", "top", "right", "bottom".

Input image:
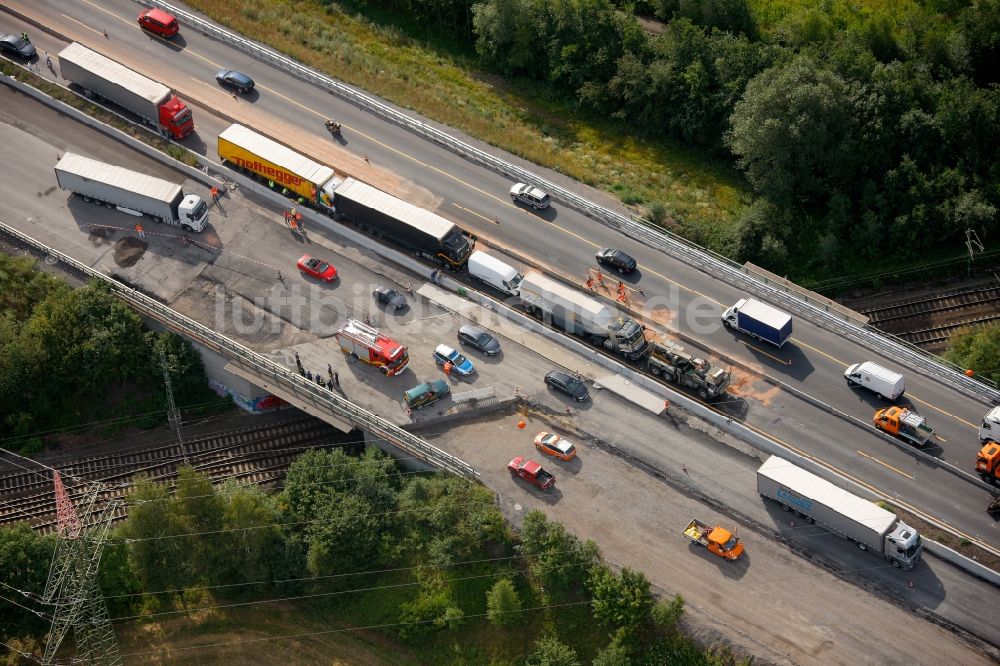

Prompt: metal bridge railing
[
  {"left": 0, "top": 220, "right": 479, "bottom": 482},
  {"left": 134, "top": 0, "right": 998, "bottom": 404}
]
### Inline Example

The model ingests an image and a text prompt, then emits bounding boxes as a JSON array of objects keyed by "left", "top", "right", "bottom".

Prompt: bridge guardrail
[
  {"left": 0, "top": 220, "right": 479, "bottom": 482},
  {"left": 136, "top": 0, "right": 999, "bottom": 405}
]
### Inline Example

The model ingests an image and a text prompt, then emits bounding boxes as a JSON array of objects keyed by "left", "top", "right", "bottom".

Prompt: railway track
[
  {"left": 859, "top": 285, "right": 1000, "bottom": 348},
  {"left": 0, "top": 416, "right": 356, "bottom": 532}
]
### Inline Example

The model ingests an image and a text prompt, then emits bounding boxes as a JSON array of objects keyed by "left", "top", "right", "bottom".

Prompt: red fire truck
[{"left": 336, "top": 318, "right": 409, "bottom": 376}]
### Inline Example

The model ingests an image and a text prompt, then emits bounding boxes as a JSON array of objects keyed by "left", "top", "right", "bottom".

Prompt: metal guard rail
[
  {"left": 138, "top": 0, "right": 998, "bottom": 404},
  {"left": 0, "top": 220, "right": 479, "bottom": 481}
]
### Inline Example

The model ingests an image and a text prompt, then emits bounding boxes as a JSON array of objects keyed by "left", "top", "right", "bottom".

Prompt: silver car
[{"left": 510, "top": 183, "right": 550, "bottom": 210}]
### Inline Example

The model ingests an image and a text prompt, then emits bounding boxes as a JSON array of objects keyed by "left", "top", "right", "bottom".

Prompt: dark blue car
[{"left": 215, "top": 69, "right": 255, "bottom": 94}]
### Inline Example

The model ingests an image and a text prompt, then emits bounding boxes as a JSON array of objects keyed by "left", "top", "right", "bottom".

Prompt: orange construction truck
[
  {"left": 683, "top": 519, "right": 744, "bottom": 561},
  {"left": 336, "top": 318, "right": 408, "bottom": 376},
  {"left": 874, "top": 406, "right": 934, "bottom": 447},
  {"left": 976, "top": 440, "right": 1000, "bottom": 485}
]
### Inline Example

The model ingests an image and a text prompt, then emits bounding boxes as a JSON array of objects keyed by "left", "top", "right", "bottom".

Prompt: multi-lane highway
[{"left": 3, "top": 0, "right": 998, "bottom": 553}]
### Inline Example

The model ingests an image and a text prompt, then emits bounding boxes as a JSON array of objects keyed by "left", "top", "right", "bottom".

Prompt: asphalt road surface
[{"left": 1, "top": 75, "right": 999, "bottom": 663}]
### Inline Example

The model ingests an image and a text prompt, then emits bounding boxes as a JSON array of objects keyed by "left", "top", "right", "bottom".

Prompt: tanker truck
[{"left": 518, "top": 271, "right": 648, "bottom": 360}]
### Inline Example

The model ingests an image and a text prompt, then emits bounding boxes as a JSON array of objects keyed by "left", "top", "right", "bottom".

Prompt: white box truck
[
  {"left": 844, "top": 362, "right": 905, "bottom": 401},
  {"left": 756, "top": 456, "right": 922, "bottom": 570},
  {"left": 467, "top": 251, "right": 523, "bottom": 296},
  {"left": 55, "top": 153, "right": 208, "bottom": 232}
]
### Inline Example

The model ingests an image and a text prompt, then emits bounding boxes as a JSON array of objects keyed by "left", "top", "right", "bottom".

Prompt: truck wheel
[
  {"left": 857, "top": 542, "right": 868, "bottom": 551},
  {"left": 152, "top": 216, "right": 164, "bottom": 224},
  {"left": 876, "top": 393, "right": 884, "bottom": 400},
  {"left": 81, "top": 195, "right": 92, "bottom": 203},
  {"left": 891, "top": 559, "right": 901, "bottom": 568},
  {"left": 805, "top": 516, "right": 815, "bottom": 524},
  {"left": 663, "top": 373, "right": 676, "bottom": 383},
  {"left": 588, "top": 336, "right": 603, "bottom": 347},
  {"left": 182, "top": 224, "right": 194, "bottom": 232},
  {"left": 650, "top": 367, "right": 661, "bottom": 376},
  {"left": 780, "top": 503, "right": 791, "bottom": 512},
  {"left": 697, "top": 388, "right": 709, "bottom": 400},
  {"left": 722, "top": 319, "right": 731, "bottom": 329}
]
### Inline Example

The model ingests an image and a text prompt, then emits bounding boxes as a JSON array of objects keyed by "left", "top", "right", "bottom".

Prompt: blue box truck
[{"left": 721, "top": 297, "right": 792, "bottom": 347}]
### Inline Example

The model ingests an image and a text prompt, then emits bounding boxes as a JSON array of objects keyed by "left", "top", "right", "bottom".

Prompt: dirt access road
[{"left": 430, "top": 403, "right": 999, "bottom": 666}]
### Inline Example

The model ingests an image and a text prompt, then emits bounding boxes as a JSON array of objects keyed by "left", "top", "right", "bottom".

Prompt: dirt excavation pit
[{"left": 113, "top": 236, "right": 147, "bottom": 267}]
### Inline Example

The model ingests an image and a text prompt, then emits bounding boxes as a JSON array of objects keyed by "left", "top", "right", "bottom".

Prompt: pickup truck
[
  {"left": 508, "top": 456, "right": 555, "bottom": 491},
  {"left": 873, "top": 406, "right": 934, "bottom": 447},
  {"left": 683, "top": 519, "right": 744, "bottom": 561}
]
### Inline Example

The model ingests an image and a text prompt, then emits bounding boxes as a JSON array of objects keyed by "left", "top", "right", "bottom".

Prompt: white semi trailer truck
[
  {"left": 55, "top": 153, "right": 208, "bottom": 232},
  {"left": 757, "top": 455, "right": 922, "bottom": 570}
]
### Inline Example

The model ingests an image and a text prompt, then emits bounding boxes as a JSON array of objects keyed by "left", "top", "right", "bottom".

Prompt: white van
[
  {"left": 981, "top": 406, "right": 1000, "bottom": 442},
  {"left": 844, "top": 362, "right": 905, "bottom": 401},
  {"left": 467, "top": 251, "right": 523, "bottom": 297}
]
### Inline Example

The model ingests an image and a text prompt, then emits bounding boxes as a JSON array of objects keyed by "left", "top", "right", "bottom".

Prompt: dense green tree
[
  {"left": 0, "top": 524, "right": 54, "bottom": 639},
  {"left": 520, "top": 510, "right": 600, "bottom": 595},
  {"left": 486, "top": 577, "right": 522, "bottom": 626},
  {"left": 588, "top": 566, "right": 653, "bottom": 639},
  {"left": 957, "top": 0, "right": 1000, "bottom": 84},
  {"left": 284, "top": 448, "right": 399, "bottom": 521},
  {"left": 215, "top": 481, "right": 288, "bottom": 595},
  {"left": 122, "top": 476, "right": 190, "bottom": 595},
  {"left": 397, "top": 569, "right": 464, "bottom": 641},
  {"left": 727, "top": 55, "right": 858, "bottom": 207},
  {"left": 654, "top": 0, "right": 755, "bottom": 37},
  {"left": 397, "top": 476, "right": 506, "bottom": 565},
  {"left": 527, "top": 634, "right": 581, "bottom": 666},
  {"left": 650, "top": 593, "right": 685, "bottom": 632},
  {"left": 305, "top": 492, "right": 387, "bottom": 575},
  {"left": 945, "top": 322, "right": 1000, "bottom": 386},
  {"left": 592, "top": 637, "right": 633, "bottom": 666}
]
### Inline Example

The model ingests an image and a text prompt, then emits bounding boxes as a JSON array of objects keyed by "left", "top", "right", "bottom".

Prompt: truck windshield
[
  {"left": 442, "top": 230, "right": 471, "bottom": 261},
  {"left": 188, "top": 198, "right": 207, "bottom": 221},
  {"left": 722, "top": 536, "right": 739, "bottom": 551},
  {"left": 388, "top": 351, "right": 409, "bottom": 370},
  {"left": 172, "top": 108, "right": 193, "bottom": 127},
  {"left": 619, "top": 320, "right": 646, "bottom": 346},
  {"left": 904, "top": 536, "right": 922, "bottom": 558}
]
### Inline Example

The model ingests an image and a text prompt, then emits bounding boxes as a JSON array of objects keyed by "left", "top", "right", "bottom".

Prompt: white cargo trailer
[
  {"left": 55, "top": 153, "right": 207, "bottom": 232},
  {"left": 756, "top": 455, "right": 922, "bottom": 570}
]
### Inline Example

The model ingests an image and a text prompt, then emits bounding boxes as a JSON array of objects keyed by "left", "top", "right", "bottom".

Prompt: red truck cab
[
  {"left": 138, "top": 8, "right": 180, "bottom": 39},
  {"left": 508, "top": 456, "right": 555, "bottom": 491},
  {"left": 159, "top": 94, "right": 193, "bottom": 139}
]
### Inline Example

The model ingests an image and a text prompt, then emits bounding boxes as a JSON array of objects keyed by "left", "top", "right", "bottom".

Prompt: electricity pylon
[{"left": 41, "top": 471, "right": 121, "bottom": 665}]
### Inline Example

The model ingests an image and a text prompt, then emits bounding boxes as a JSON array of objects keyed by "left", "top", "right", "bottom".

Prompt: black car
[
  {"left": 0, "top": 34, "right": 36, "bottom": 60},
  {"left": 544, "top": 371, "right": 589, "bottom": 401},
  {"left": 595, "top": 247, "right": 637, "bottom": 274},
  {"left": 215, "top": 69, "right": 255, "bottom": 94},
  {"left": 457, "top": 325, "right": 501, "bottom": 356},
  {"left": 373, "top": 285, "right": 407, "bottom": 310}
]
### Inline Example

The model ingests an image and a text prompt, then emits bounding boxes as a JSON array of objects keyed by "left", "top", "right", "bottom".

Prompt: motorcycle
[{"left": 325, "top": 120, "right": 342, "bottom": 137}]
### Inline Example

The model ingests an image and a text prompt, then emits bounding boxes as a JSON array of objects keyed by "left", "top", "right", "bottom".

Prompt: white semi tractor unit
[
  {"left": 54, "top": 153, "right": 208, "bottom": 232},
  {"left": 757, "top": 455, "right": 922, "bottom": 570}
]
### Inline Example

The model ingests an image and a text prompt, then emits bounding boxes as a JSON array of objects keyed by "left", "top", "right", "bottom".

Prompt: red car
[
  {"left": 297, "top": 255, "right": 337, "bottom": 282},
  {"left": 138, "top": 8, "right": 179, "bottom": 38}
]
